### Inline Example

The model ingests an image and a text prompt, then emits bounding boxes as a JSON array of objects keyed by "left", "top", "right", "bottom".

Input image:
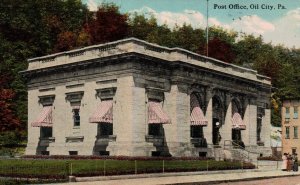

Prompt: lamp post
[{"left": 215, "top": 122, "right": 221, "bottom": 145}]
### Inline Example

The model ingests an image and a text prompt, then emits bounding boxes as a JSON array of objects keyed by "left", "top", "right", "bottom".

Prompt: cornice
[{"left": 22, "top": 38, "right": 271, "bottom": 85}]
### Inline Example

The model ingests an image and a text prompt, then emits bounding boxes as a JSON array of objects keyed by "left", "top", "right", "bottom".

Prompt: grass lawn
[{"left": 0, "top": 158, "right": 254, "bottom": 178}]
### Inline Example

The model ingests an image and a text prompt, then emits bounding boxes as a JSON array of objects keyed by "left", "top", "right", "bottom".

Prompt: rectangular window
[
  {"left": 286, "top": 107, "right": 290, "bottom": 122},
  {"left": 292, "top": 148, "right": 297, "bottom": 155},
  {"left": 69, "top": 151, "right": 78, "bottom": 155},
  {"left": 190, "top": 126, "right": 203, "bottom": 138},
  {"left": 286, "top": 127, "right": 290, "bottom": 139},
  {"left": 99, "top": 151, "right": 110, "bottom": 156},
  {"left": 41, "top": 151, "right": 50, "bottom": 155},
  {"left": 98, "top": 123, "right": 113, "bottom": 136},
  {"left": 40, "top": 127, "right": 53, "bottom": 138},
  {"left": 294, "top": 107, "right": 298, "bottom": 119},
  {"left": 73, "top": 108, "right": 80, "bottom": 127},
  {"left": 148, "top": 124, "right": 162, "bottom": 136},
  {"left": 294, "top": 126, "right": 298, "bottom": 139}
]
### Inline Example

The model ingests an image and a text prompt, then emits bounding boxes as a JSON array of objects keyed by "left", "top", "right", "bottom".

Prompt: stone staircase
[
  {"left": 223, "top": 148, "right": 258, "bottom": 163},
  {"left": 207, "top": 140, "right": 280, "bottom": 170},
  {"left": 221, "top": 140, "right": 261, "bottom": 163}
]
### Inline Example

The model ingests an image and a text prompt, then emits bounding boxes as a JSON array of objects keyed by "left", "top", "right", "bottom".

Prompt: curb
[
  {"left": 74, "top": 169, "right": 300, "bottom": 184},
  {"left": 75, "top": 169, "right": 262, "bottom": 182},
  {"left": 172, "top": 173, "right": 300, "bottom": 185}
]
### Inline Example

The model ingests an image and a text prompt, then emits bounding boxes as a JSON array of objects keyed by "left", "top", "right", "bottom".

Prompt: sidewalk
[{"left": 54, "top": 169, "right": 300, "bottom": 185}]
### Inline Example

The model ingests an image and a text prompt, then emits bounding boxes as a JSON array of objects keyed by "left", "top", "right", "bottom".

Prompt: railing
[{"left": 223, "top": 140, "right": 259, "bottom": 163}]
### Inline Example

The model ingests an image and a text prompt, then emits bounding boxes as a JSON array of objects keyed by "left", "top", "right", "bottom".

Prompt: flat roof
[{"left": 25, "top": 37, "right": 271, "bottom": 85}]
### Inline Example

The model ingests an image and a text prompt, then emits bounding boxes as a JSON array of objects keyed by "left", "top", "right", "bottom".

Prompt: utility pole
[{"left": 206, "top": 0, "right": 209, "bottom": 57}]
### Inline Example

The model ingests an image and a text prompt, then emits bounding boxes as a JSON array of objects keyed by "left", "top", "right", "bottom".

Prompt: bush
[
  {"left": 0, "top": 132, "right": 20, "bottom": 146},
  {"left": 22, "top": 155, "right": 214, "bottom": 161}
]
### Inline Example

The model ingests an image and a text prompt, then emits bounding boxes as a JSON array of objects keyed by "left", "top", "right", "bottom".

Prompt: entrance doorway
[
  {"left": 213, "top": 118, "right": 221, "bottom": 145},
  {"left": 212, "top": 95, "right": 223, "bottom": 146}
]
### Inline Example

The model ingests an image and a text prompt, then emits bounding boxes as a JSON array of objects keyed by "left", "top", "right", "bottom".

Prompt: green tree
[
  {"left": 129, "top": 14, "right": 157, "bottom": 40},
  {"left": 88, "top": 3, "right": 129, "bottom": 44},
  {"left": 234, "top": 34, "right": 264, "bottom": 67},
  {"left": 0, "top": 0, "right": 89, "bottom": 132}
]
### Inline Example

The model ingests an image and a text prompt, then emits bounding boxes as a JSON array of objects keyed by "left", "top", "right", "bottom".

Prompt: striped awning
[
  {"left": 232, "top": 112, "right": 246, "bottom": 130},
  {"left": 89, "top": 100, "right": 113, "bottom": 123},
  {"left": 190, "top": 94, "right": 208, "bottom": 126},
  {"left": 148, "top": 101, "right": 171, "bottom": 124},
  {"left": 31, "top": 106, "right": 53, "bottom": 127}
]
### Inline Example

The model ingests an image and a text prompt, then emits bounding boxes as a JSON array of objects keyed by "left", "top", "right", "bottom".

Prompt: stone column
[
  {"left": 220, "top": 93, "right": 232, "bottom": 145},
  {"left": 108, "top": 76, "right": 153, "bottom": 156},
  {"left": 242, "top": 98, "right": 257, "bottom": 146},
  {"left": 51, "top": 85, "right": 81, "bottom": 155},
  {"left": 203, "top": 88, "right": 213, "bottom": 145},
  {"left": 25, "top": 89, "right": 41, "bottom": 155},
  {"left": 164, "top": 84, "right": 191, "bottom": 156},
  {"left": 79, "top": 81, "right": 98, "bottom": 155},
  {"left": 261, "top": 108, "right": 271, "bottom": 147}
]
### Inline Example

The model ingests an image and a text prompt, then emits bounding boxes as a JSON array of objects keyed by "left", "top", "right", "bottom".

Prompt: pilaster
[
  {"left": 262, "top": 108, "right": 271, "bottom": 147},
  {"left": 108, "top": 76, "right": 154, "bottom": 156},
  {"left": 221, "top": 93, "right": 232, "bottom": 144},
  {"left": 203, "top": 88, "right": 213, "bottom": 145},
  {"left": 242, "top": 98, "right": 257, "bottom": 146},
  {"left": 164, "top": 84, "right": 191, "bottom": 156}
]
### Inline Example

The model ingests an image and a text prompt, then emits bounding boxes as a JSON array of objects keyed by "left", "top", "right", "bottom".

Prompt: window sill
[
  {"left": 39, "top": 137, "right": 55, "bottom": 142},
  {"left": 96, "top": 135, "right": 116, "bottom": 142},
  {"left": 257, "top": 141, "right": 265, "bottom": 146},
  {"left": 73, "top": 126, "right": 80, "bottom": 129},
  {"left": 66, "top": 136, "right": 84, "bottom": 143},
  {"left": 145, "top": 135, "right": 164, "bottom": 143},
  {"left": 96, "top": 135, "right": 116, "bottom": 139}
]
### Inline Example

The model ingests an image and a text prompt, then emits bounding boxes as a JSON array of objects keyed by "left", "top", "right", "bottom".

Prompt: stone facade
[
  {"left": 23, "top": 38, "right": 272, "bottom": 157},
  {"left": 282, "top": 100, "right": 300, "bottom": 155}
]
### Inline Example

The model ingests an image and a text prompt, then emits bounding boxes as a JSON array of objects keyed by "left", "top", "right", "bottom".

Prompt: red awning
[
  {"left": 148, "top": 101, "right": 171, "bottom": 124},
  {"left": 190, "top": 94, "right": 208, "bottom": 126},
  {"left": 232, "top": 112, "right": 246, "bottom": 130},
  {"left": 31, "top": 106, "right": 53, "bottom": 127},
  {"left": 89, "top": 100, "right": 113, "bottom": 123}
]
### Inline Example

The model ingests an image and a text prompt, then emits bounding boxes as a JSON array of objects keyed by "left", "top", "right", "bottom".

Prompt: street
[
  {"left": 215, "top": 175, "right": 300, "bottom": 185},
  {"left": 59, "top": 170, "right": 300, "bottom": 185}
]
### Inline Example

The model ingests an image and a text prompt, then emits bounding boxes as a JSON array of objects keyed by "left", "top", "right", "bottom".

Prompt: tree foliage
[
  {"left": 0, "top": 0, "right": 89, "bottom": 132},
  {"left": 88, "top": 3, "right": 129, "bottom": 44}
]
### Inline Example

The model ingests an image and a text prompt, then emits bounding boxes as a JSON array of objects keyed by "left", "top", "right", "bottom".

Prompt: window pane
[
  {"left": 40, "top": 127, "right": 53, "bottom": 138},
  {"left": 98, "top": 123, "right": 113, "bottom": 136},
  {"left": 286, "top": 107, "right": 290, "bottom": 119},
  {"left": 149, "top": 124, "right": 162, "bottom": 136},
  {"left": 294, "top": 107, "right": 299, "bottom": 119},
  {"left": 286, "top": 127, "right": 290, "bottom": 139},
  {"left": 73, "top": 109, "right": 80, "bottom": 126},
  {"left": 190, "top": 126, "right": 203, "bottom": 138},
  {"left": 294, "top": 126, "right": 298, "bottom": 138}
]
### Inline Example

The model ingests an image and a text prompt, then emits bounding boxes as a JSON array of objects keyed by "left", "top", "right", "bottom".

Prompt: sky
[{"left": 82, "top": 0, "right": 300, "bottom": 48}]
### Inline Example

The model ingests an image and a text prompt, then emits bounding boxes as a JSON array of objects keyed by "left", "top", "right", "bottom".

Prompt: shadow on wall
[{"left": 92, "top": 123, "right": 112, "bottom": 156}]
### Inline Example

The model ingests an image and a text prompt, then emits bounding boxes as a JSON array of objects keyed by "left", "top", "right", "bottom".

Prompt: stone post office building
[{"left": 23, "top": 38, "right": 272, "bottom": 157}]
